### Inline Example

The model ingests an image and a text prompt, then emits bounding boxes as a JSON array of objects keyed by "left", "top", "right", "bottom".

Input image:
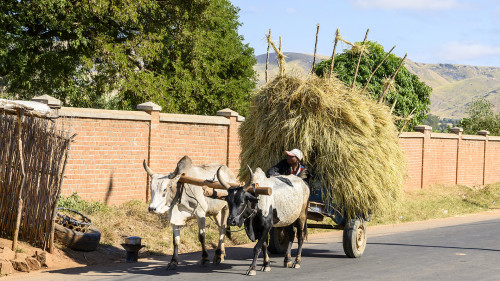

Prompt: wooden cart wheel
[
  {"left": 342, "top": 218, "right": 366, "bottom": 258},
  {"left": 268, "top": 227, "right": 289, "bottom": 254}
]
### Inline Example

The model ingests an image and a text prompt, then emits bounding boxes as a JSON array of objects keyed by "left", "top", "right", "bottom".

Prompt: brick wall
[
  {"left": 29, "top": 97, "right": 499, "bottom": 204},
  {"left": 54, "top": 103, "right": 243, "bottom": 204},
  {"left": 401, "top": 127, "right": 500, "bottom": 190}
]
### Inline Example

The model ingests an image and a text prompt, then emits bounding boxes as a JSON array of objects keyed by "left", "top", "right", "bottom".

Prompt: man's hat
[{"left": 285, "top": 148, "right": 303, "bottom": 161}]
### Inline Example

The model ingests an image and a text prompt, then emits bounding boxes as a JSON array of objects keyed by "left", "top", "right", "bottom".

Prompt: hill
[{"left": 255, "top": 53, "right": 500, "bottom": 119}]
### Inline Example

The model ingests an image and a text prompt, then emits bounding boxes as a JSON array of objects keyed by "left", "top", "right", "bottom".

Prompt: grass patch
[
  {"left": 369, "top": 183, "right": 500, "bottom": 226},
  {"left": 15, "top": 247, "right": 25, "bottom": 253},
  {"left": 57, "top": 194, "right": 251, "bottom": 256},
  {"left": 56, "top": 183, "right": 500, "bottom": 256}
]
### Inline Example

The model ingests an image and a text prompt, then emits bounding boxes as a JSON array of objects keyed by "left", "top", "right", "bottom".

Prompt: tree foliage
[
  {"left": 458, "top": 98, "right": 500, "bottom": 135},
  {"left": 314, "top": 41, "right": 432, "bottom": 130},
  {"left": 0, "top": 0, "right": 256, "bottom": 115},
  {"left": 422, "top": 114, "right": 458, "bottom": 132}
]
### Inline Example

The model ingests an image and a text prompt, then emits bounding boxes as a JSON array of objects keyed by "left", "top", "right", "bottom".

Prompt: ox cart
[
  {"left": 178, "top": 175, "right": 368, "bottom": 259},
  {"left": 268, "top": 197, "right": 368, "bottom": 258}
]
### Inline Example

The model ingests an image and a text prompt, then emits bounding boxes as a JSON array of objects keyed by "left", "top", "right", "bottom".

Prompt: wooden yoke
[{"left": 178, "top": 175, "right": 272, "bottom": 196}]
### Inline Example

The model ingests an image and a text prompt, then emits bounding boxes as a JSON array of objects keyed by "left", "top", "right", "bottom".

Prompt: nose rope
[{"left": 233, "top": 203, "right": 249, "bottom": 221}]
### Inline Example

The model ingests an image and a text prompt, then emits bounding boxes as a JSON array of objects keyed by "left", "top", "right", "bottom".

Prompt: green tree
[
  {"left": 314, "top": 41, "right": 432, "bottom": 130},
  {"left": 458, "top": 98, "right": 500, "bottom": 135},
  {"left": 0, "top": 0, "right": 256, "bottom": 115},
  {"left": 423, "top": 114, "right": 440, "bottom": 130}
]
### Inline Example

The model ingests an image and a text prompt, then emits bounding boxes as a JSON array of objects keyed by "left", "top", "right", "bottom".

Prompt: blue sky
[{"left": 230, "top": 0, "right": 500, "bottom": 67}]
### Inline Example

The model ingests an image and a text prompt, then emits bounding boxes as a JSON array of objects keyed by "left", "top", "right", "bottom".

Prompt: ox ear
[
  {"left": 245, "top": 192, "right": 259, "bottom": 203},
  {"left": 173, "top": 156, "right": 193, "bottom": 176}
]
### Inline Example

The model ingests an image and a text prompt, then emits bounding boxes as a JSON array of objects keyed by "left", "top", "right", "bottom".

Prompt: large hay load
[{"left": 239, "top": 73, "right": 406, "bottom": 219}]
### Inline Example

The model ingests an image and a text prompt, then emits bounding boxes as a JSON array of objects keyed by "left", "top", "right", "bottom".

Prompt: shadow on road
[
  {"left": 43, "top": 239, "right": 350, "bottom": 277},
  {"left": 298, "top": 248, "right": 348, "bottom": 259},
  {"left": 369, "top": 242, "right": 500, "bottom": 252}
]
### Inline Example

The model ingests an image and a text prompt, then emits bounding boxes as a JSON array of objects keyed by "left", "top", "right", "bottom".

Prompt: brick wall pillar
[
  {"left": 450, "top": 127, "right": 463, "bottom": 185},
  {"left": 414, "top": 125, "right": 432, "bottom": 189},
  {"left": 217, "top": 108, "right": 244, "bottom": 176},
  {"left": 137, "top": 102, "right": 162, "bottom": 201},
  {"left": 478, "top": 130, "right": 489, "bottom": 185}
]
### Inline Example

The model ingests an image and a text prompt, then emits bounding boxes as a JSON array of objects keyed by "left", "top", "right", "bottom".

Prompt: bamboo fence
[{"left": 0, "top": 106, "right": 72, "bottom": 252}]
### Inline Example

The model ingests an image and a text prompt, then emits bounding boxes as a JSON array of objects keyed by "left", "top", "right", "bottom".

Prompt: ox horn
[
  {"left": 143, "top": 160, "right": 155, "bottom": 177},
  {"left": 242, "top": 165, "right": 254, "bottom": 189},
  {"left": 217, "top": 166, "right": 232, "bottom": 190}
]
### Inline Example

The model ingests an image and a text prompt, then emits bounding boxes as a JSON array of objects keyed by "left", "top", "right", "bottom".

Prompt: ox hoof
[
  {"left": 166, "top": 261, "right": 178, "bottom": 270},
  {"left": 246, "top": 269, "right": 257, "bottom": 276},
  {"left": 213, "top": 255, "right": 224, "bottom": 265},
  {"left": 284, "top": 261, "right": 292, "bottom": 268},
  {"left": 292, "top": 262, "right": 301, "bottom": 269},
  {"left": 261, "top": 266, "right": 271, "bottom": 272},
  {"left": 201, "top": 258, "right": 210, "bottom": 266}
]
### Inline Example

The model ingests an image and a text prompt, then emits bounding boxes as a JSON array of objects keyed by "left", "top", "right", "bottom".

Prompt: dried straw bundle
[{"left": 239, "top": 75, "right": 406, "bottom": 218}]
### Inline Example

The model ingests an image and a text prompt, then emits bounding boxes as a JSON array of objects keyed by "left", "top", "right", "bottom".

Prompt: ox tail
[
  {"left": 304, "top": 216, "right": 307, "bottom": 240},
  {"left": 301, "top": 200, "right": 309, "bottom": 241},
  {"left": 225, "top": 227, "right": 232, "bottom": 240},
  {"left": 304, "top": 213, "right": 308, "bottom": 241}
]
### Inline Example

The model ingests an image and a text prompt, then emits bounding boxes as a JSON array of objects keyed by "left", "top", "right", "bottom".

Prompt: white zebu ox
[
  {"left": 217, "top": 167, "right": 310, "bottom": 276},
  {"left": 144, "top": 156, "right": 236, "bottom": 269}
]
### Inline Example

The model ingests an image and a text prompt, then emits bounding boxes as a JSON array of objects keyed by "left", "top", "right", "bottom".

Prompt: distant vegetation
[
  {"left": 458, "top": 98, "right": 500, "bottom": 136},
  {"left": 422, "top": 114, "right": 459, "bottom": 132}
]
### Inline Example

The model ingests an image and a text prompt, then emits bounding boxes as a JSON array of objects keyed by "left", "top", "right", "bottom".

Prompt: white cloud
[
  {"left": 438, "top": 42, "right": 500, "bottom": 61},
  {"left": 351, "top": 0, "right": 459, "bottom": 11}
]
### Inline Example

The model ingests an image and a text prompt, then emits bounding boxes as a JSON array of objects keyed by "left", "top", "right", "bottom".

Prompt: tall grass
[{"left": 370, "top": 183, "right": 500, "bottom": 225}]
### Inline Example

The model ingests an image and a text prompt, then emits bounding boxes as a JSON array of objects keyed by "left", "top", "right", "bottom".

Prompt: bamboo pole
[
  {"left": 310, "top": 23, "right": 320, "bottom": 74},
  {"left": 49, "top": 133, "right": 76, "bottom": 253},
  {"left": 351, "top": 28, "right": 370, "bottom": 89},
  {"left": 361, "top": 45, "right": 396, "bottom": 93},
  {"left": 378, "top": 53, "right": 407, "bottom": 103},
  {"left": 265, "top": 29, "right": 271, "bottom": 83},
  {"left": 12, "top": 108, "right": 26, "bottom": 251},
  {"left": 329, "top": 28, "right": 340, "bottom": 78}
]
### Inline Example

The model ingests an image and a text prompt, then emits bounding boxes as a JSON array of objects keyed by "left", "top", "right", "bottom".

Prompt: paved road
[{"left": 7, "top": 211, "right": 500, "bottom": 281}]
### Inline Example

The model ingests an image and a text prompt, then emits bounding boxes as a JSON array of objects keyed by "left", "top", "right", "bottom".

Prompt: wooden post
[
  {"left": 361, "top": 45, "right": 396, "bottom": 93},
  {"left": 279, "top": 36, "right": 285, "bottom": 76},
  {"left": 265, "top": 29, "right": 271, "bottom": 83},
  {"left": 310, "top": 23, "right": 320, "bottom": 74},
  {"left": 329, "top": 28, "right": 340, "bottom": 78},
  {"left": 12, "top": 108, "right": 25, "bottom": 251},
  {"left": 49, "top": 133, "right": 77, "bottom": 253},
  {"left": 378, "top": 53, "right": 407, "bottom": 103},
  {"left": 351, "top": 29, "right": 370, "bottom": 89}
]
